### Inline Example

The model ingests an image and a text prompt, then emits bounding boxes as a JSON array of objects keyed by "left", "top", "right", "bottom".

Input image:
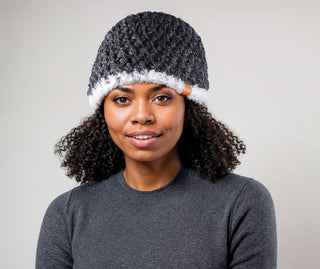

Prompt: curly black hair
[{"left": 54, "top": 99, "right": 246, "bottom": 184}]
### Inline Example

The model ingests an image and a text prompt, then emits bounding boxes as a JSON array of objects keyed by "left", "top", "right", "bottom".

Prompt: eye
[
  {"left": 154, "top": 95, "right": 171, "bottom": 103},
  {"left": 113, "top": 97, "right": 130, "bottom": 104}
]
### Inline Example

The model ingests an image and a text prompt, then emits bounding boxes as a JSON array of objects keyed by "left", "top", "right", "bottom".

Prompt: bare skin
[{"left": 104, "top": 82, "right": 185, "bottom": 191}]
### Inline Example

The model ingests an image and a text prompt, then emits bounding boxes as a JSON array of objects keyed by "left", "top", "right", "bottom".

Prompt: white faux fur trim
[{"left": 88, "top": 70, "right": 208, "bottom": 109}]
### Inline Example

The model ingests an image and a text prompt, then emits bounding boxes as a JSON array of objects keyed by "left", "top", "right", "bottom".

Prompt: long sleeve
[
  {"left": 36, "top": 192, "right": 73, "bottom": 269},
  {"left": 228, "top": 179, "right": 277, "bottom": 268}
]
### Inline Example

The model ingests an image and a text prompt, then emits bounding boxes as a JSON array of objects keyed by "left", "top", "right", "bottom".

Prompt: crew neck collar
[{"left": 116, "top": 164, "right": 187, "bottom": 196}]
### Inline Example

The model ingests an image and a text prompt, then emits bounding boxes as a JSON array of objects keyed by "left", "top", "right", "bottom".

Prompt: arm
[
  {"left": 229, "top": 179, "right": 277, "bottom": 268},
  {"left": 36, "top": 192, "right": 73, "bottom": 269}
]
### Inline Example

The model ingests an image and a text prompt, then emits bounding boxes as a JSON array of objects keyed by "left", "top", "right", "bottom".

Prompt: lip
[
  {"left": 126, "top": 131, "right": 161, "bottom": 148},
  {"left": 127, "top": 130, "right": 161, "bottom": 137}
]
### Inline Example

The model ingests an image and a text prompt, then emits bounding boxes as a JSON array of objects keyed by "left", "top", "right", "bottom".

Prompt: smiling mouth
[
  {"left": 127, "top": 133, "right": 161, "bottom": 147},
  {"left": 132, "top": 135, "right": 158, "bottom": 140}
]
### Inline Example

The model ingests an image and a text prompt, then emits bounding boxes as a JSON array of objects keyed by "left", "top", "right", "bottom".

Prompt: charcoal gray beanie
[{"left": 87, "top": 11, "right": 209, "bottom": 110}]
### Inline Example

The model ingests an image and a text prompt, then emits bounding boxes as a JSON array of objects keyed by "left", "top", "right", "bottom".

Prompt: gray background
[{"left": 1, "top": 0, "right": 319, "bottom": 268}]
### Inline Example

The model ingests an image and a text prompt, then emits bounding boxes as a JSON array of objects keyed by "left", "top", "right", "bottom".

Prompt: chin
[
  {"left": 127, "top": 154, "right": 160, "bottom": 163},
  {"left": 125, "top": 150, "right": 173, "bottom": 163}
]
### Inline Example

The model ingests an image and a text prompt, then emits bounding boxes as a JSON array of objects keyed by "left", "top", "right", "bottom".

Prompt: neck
[{"left": 123, "top": 152, "right": 182, "bottom": 191}]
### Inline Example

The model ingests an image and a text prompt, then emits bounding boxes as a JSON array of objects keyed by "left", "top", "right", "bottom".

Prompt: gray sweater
[{"left": 36, "top": 166, "right": 277, "bottom": 268}]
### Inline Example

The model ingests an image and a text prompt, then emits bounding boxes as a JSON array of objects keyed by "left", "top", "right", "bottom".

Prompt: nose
[{"left": 131, "top": 99, "right": 155, "bottom": 124}]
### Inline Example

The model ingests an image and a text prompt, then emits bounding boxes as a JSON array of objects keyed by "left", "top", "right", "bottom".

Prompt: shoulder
[
  {"left": 187, "top": 168, "right": 273, "bottom": 202},
  {"left": 221, "top": 172, "right": 274, "bottom": 203},
  {"left": 215, "top": 172, "right": 275, "bottom": 213},
  {"left": 212, "top": 174, "right": 278, "bottom": 267},
  {"left": 45, "top": 172, "right": 121, "bottom": 215},
  {"left": 215, "top": 173, "right": 277, "bottom": 234},
  {"left": 183, "top": 168, "right": 275, "bottom": 218},
  {"left": 222, "top": 173, "right": 275, "bottom": 210}
]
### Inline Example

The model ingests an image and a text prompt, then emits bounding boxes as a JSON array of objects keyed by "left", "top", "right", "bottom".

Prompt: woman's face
[{"left": 104, "top": 82, "right": 185, "bottom": 163}]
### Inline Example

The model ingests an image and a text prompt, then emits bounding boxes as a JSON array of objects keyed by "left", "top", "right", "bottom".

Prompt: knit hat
[{"left": 87, "top": 11, "right": 209, "bottom": 110}]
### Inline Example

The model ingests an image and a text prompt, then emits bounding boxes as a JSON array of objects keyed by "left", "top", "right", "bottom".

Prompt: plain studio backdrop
[{"left": 1, "top": 0, "right": 319, "bottom": 268}]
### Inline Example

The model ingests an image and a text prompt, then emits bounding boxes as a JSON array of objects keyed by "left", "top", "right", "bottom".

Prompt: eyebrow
[{"left": 115, "top": 84, "right": 168, "bottom": 93}]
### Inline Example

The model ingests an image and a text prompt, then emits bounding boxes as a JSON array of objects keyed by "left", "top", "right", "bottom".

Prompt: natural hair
[{"left": 54, "top": 99, "right": 246, "bottom": 184}]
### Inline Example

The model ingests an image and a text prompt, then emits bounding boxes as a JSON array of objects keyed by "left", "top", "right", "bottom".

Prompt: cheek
[
  {"left": 175, "top": 110, "right": 185, "bottom": 135},
  {"left": 104, "top": 107, "right": 128, "bottom": 137},
  {"left": 104, "top": 114, "right": 126, "bottom": 150},
  {"left": 163, "top": 105, "right": 185, "bottom": 136}
]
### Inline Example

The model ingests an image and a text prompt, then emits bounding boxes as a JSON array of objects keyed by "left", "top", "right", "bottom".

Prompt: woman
[{"left": 36, "top": 11, "right": 277, "bottom": 268}]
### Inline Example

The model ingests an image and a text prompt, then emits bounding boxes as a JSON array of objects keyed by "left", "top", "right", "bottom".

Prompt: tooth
[{"left": 133, "top": 135, "right": 154, "bottom": 140}]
